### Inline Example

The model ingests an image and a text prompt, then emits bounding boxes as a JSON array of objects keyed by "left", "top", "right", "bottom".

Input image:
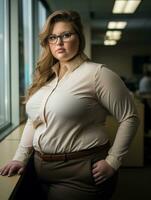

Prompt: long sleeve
[
  {"left": 94, "top": 65, "right": 140, "bottom": 170},
  {"left": 13, "top": 118, "right": 35, "bottom": 165}
]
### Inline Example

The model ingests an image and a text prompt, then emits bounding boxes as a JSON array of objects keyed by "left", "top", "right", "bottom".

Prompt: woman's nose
[{"left": 56, "top": 37, "right": 64, "bottom": 45}]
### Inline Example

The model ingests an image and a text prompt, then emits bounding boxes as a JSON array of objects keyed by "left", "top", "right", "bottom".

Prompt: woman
[{"left": 0, "top": 10, "right": 139, "bottom": 200}]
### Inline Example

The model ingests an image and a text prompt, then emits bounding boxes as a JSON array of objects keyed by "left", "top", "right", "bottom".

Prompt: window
[
  {"left": 19, "top": 0, "right": 48, "bottom": 122},
  {"left": 21, "top": 0, "right": 34, "bottom": 91},
  {"left": 37, "top": 1, "right": 47, "bottom": 54},
  {"left": 38, "top": 1, "right": 47, "bottom": 32},
  {"left": 19, "top": 0, "right": 34, "bottom": 122},
  {"left": 0, "top": 0, "right": 11, "bottom": 131}
]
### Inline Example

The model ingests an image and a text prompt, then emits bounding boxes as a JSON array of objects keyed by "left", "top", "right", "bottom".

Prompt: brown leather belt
[{"left": 35, "top": 141, "right": 110, "bottom": 162}]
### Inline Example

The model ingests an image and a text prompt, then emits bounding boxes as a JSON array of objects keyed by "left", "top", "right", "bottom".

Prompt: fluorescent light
[
  {"left": 108, "top": 21, "right": 127, "bottom": 29},
  {"left": 106, "top": 31, "right": 122, "bottom": 40},
  {"left": 108, "top": 22, "right": 117, "bottom": 29},
  {"left": 104, "top": 40, "right": 117, "bottom": 46},
  {"left": 112, "top": 0, "right": 142, "bottom": 14},
  {"left": 113, "top": 0, "right": 127, "bottom": 13},
  {"left": 117, "top": 21, "right": 127, "bottom": 28},
  {"left": 124, "top": 0, "right": 141, "bottom": 13}
]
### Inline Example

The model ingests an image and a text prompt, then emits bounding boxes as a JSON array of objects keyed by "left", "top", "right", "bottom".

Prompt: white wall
[{"left": 92, "top": 44, "right": 151, "bottom": 79}]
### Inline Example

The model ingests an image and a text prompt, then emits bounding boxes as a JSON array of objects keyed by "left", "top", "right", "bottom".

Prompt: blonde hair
[{"left": 26, "top": 10, "right": 85, "bottom": 100}]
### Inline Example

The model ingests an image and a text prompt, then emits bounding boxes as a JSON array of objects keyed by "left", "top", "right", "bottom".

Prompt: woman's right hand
[{"left": 0, "top": 160, "right": 25, "bottom": 177}]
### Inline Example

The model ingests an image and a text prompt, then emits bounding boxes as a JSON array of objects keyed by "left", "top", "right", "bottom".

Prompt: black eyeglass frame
[{"left": 47, "top": 32, "right": 76, "bottom": 44}]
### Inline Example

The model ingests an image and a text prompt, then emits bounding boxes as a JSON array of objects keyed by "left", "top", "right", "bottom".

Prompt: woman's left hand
[{"left": 92, "top": 159, "right": 115, "bottom": 185}]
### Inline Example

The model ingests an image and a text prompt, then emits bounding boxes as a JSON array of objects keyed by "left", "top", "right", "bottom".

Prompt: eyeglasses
[{"left": 47, "top": 32, "right": 76, "bottom": 44}]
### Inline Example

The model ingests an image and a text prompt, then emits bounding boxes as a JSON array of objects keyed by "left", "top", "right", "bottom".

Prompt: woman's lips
[{"left": 56, "top": 48, "right": 65, "bottom": 53}]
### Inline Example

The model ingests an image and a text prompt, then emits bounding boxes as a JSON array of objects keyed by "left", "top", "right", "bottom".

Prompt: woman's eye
[
  {"left": 63, "top": 33, "right": 71, "bottom": 38},
  {"left": 49, "top": 35, "right": 57, "bottom": 41}
]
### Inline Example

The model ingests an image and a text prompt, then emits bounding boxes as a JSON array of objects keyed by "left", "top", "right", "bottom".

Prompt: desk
[{"left": 0, "top": 125, "right": 24, "bottom": 200}]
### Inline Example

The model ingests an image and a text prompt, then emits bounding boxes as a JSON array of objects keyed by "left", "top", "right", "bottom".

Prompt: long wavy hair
[{"left": 26, "top": 10, "right": 85, "bottom": 100}]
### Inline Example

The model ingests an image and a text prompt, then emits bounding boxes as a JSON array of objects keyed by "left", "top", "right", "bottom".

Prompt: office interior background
[{"left": 0, "top": 0, "right": 151, "bottom": 199}]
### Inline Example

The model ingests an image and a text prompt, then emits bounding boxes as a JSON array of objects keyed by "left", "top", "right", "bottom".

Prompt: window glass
[
  {"left": 0, "top": 0, "right": 11, "bottom": 130},
  {"left": 19, "top": 0, "right": 48, "bottom": 122},
  {"left": 38, "top": 1, "right": 47, "bottom": 53},
  {"left": 38, "top": 1, "right": 47, "bottom": 32},
  {"left": 22, "top": 0, "right": 34, "bottom": 91},
  {"left": 19, "top": 0, "right": 34, "bottom": 122}
]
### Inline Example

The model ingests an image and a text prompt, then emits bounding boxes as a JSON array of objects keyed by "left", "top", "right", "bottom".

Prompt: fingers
[
  {"left": 18, "top": 167, "right": 24, "bottom": 175},
  {"left": 92, "top": 163, "right": 97, "bottom": 168},
  {"left": 92, "top": 173, "right": 107, "bottom": 185},
  {"left": 0, "top": 165, "right": 10, "bottom": 176},
  {"left": 0, "top": 161, "right": 24, "bottom": 177},
  {"left": 94, "top": 176, "right": 107, "bottom": 185},
  {"left": 0, "top": 164, "right": 16, "bottom": 176},
  {"left": 92, "top": 162, "right": 104, "bottom": 175},
  {"left": 92, "top": 160, "right": 115, "bottom": 185},
  {"left": 92, "top": 170, "right": 106, "bottom": 185},
  {"left": 92, "top": 166, "right": 98, "bottom": 174},
  {"left": 8, "top": 165, "right": 18, "bottom": 177}
]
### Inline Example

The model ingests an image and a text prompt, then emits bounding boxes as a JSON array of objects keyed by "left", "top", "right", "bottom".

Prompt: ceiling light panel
[
  {"left": 112, "top": 0, "right": 142, "bottom": 14},
  {"left": 112, "top": 0, "right": 127, "bottom": 13},
  {"left": 108, "top": 21, "right": 127, "bottom": 29},
  {"left": 106, "top": 31, "right": 122, "bottom": 40},
  {"left": 124, "top": 0, "right": 142, "bottom": 13},
  {"left": 104, "top": 40, "right": 117, "bottom": 45}
]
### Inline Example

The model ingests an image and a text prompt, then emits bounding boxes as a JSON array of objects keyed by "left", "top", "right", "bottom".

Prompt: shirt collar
[{"left": 51, "top": 53, "right": 89, "bottom": 76}]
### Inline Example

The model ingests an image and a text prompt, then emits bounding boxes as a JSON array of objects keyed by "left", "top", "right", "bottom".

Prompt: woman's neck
[{"left": 58, "top": 62, "right": 68, "bottom": 80}]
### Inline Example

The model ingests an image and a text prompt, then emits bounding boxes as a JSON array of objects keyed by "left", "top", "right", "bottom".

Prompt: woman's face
[{"left": 48, "top": 22, "right": 79, "bottom": 62}]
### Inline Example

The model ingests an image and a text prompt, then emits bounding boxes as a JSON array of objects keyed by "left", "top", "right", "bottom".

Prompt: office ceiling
[{"left": 46, "top": 0, "right": 151, "bottom": 46}]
